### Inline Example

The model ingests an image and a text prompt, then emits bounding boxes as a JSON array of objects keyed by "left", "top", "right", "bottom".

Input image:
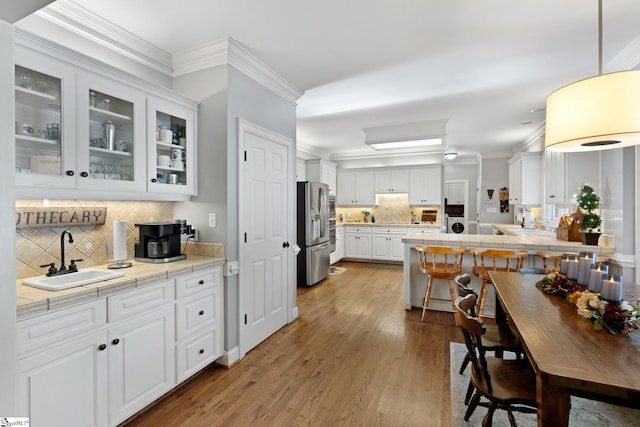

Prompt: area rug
[
  {"left": 449, "top": 342, "right": 639, "bottom": 426},
  {"left": 365, "top": 263, "right": 403, "bottom": 270},
  {"left": 329, "top": 266, "right": 347, "bottom": 275}
]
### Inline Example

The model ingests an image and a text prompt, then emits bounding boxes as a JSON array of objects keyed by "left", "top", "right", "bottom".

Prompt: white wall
[
  {"left": 173, "top": 64, "right": 297, "bottom": 353},
  {"left": 478, "top": 156, "right": 512, "bottom": 225},
  {"left": 0, "top": 19, "right": 16, "bottom": 413}
]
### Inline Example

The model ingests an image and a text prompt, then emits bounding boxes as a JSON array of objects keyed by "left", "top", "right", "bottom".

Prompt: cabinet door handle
[
  {"left": 199, "top": 310, "right": 205, "bottom": 316},
  {"left": 151, "top": 178, "right": 157, "bottom": 183},
  {"left": 80, "top": 171, "right": 89, "bottom": 178},
  {"left": 98, "top": 344, "right": 107, "bottom": 351},
  {"left": 112, "top": 338, "right": 120, "bottom": 345},
  {"left": 199, "top": 349, "right": 205, "bottom": 354},
  {"left": 198, "top": 279, "right": 205, "bottom": 285},
  {"left": 65, "top": 170, "right": 75, "bottom": 176}
]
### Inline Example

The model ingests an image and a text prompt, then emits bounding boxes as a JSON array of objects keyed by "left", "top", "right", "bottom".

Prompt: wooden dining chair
[
  {"left": 469, "top": 248, "right": 528, "bottom": 317},
  {"left": 415, "top": 245, "right": 465, "bottom": 322},
  {"left": 535, "top": 251, "right": 561, "bottom": 273},
  {"left": 455, "top": 294, "right": 537, "bottom": 426},
  {"left": 454, "top": 274, "right": 522, "bottom": 403}
]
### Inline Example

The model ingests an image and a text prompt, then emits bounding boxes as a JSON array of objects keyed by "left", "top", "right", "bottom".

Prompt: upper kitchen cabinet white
[
  {"left": 408, "top": 166, "right": 441, "bottom": 205},
  {"left": 305, "top": 159, "right": 336, "bottom": 195},
  {"left": 147, "top": 96, "right": 197, "bottom": 197},
  {"left": 565, "top": 151, "right": 600, "bottom": 205},
  {"left": 14, "top": 47, "right": 77, "bottom": 189},
  {"left": 445, "top": 181, "right": 465, "bottom": 204},
  {"left": 374, "top": 169, "right": 409, "bottom": 194},
  {"left": 508, "top": 152, "right": 541, "bottom": 205},
  {"left": 543, "top": 150, "right": 566, "bottom": 205},
  {"left": 336, "top": 170, "right": 374, "bottom": 205},
  {"left": 77, "top": 73, "right": 147, "bottom": 193}
]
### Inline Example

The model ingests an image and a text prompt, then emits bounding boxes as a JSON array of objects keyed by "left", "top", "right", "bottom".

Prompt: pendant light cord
[{"left": 598, "top": 0, "right": 602, "bottom": 75}]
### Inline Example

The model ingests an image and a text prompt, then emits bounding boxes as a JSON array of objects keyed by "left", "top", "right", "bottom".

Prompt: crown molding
[
  {"left": 296, "top": 140, "right": 332, "bottom": 160},
  {"left": 35, "top": 1, "right": 173, "bottom": 76},
  {"left": 34, "top": 2, "right": 303, "bottom": 105}
]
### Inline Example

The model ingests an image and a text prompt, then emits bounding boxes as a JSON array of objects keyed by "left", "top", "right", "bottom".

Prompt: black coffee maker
[{"left": 134, "top": 220, "right": 191, "bottom": 263}]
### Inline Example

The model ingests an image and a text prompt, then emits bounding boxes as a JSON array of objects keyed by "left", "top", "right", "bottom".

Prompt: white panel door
[{"left": 241, "top": 122, "right": 290, "bottom": 354}]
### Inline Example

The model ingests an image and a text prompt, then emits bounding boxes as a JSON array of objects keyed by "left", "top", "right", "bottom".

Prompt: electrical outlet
[
  {"left": 224, "top": 260, "right": 239, "bottom": 276},
  {"left": 180, "top": 228, "right": 198, "bottom": 242},
  {"left": 208, "top": 213, "right": 216, "bottom": 227}
]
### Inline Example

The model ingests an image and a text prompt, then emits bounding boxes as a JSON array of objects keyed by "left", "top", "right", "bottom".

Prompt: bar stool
[
  {"left": 469, "top": 248, "right": 528, "bottom": 317},
  {"left": 535, "top": 251, "right": 561, "bottom": 273},
  {"left": 415, "top": 245, "right": 466, "bottom": 322}
]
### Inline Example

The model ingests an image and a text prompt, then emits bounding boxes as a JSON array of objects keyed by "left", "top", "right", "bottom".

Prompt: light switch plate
[{"left": 208, "top": 213, "right": 216, "bottom": 227}]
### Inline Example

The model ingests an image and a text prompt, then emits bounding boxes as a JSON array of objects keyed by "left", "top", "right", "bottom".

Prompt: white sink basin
[{"left": 22, "top": 269, "right": 125, "bottom": 291}]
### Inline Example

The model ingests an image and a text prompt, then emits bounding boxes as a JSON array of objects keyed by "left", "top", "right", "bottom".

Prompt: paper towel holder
[{"left": 107, "top": 221, "right": 133, "bottom": 269}]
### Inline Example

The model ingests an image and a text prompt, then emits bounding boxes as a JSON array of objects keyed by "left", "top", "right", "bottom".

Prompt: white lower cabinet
[
  {"left": 17, "top": 329, "right": 109, "bottom": 427},
  {"left": 333, "top": 225, "right": 345, "bottom": 264},
  {"left": 16, "top": 266, "right": 224, "bottom": 427},
  {"left": 108, "top": 304, "right": 175, "bottom": 426},
  {"left": 345, "top": 227, "right": 371, "bottom": 259},
  {"left": 372, "top": 228, "right": 407, "bottom": 262},
  {"left": 175, "top": 268, "right": 223, "bottom": 383}
]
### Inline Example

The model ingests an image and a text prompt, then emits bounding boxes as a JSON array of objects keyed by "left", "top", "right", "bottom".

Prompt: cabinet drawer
[
  {"left": 17, "top": 300, "right": 106, "bottom": 357},
  {"left": 345, "top": 227, "right": 371, "bottom": 234},
  {"left": 176, "top": 328, "right": 219, "bottom": 383},
  {"left": 176, "top": 267, "right": 220, "bottom": 299},
  {"left": 108, "top": 280, "right": 174, "bottom": 322},
  {"left": 372, "top": 227, "right": 407, "bottom": 235},
  {"left": 176, "top": 291, "right": 218, "bottom": 340}
]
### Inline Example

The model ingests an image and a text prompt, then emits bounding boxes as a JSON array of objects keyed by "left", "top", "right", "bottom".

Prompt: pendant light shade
[{"left": 545, "top": 70, "right": 640, "bottom": 152}]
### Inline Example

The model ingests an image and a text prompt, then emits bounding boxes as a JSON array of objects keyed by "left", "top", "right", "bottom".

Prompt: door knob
[{"left": 282, "top": 242, "right": 290, "bottom": 248}]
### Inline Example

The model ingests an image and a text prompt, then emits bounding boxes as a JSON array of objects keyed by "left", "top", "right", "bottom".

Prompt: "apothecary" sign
[{"left": 16, "top": 207, "right": 107, "bottom": 229}]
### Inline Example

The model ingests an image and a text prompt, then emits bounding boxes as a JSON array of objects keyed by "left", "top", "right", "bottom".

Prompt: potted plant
[{"left": 576, "top": 184, "right": 602, "bottom": 245}]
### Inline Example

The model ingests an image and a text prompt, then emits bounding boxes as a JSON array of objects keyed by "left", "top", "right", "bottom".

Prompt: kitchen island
[{"left": 401, "top": 232, "right": 615, "bottom": 314}]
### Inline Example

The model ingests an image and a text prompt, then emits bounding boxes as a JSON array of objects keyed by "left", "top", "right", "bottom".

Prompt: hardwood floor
[{"left": 121, "top": 261, "right": 462, "bottom": 426}]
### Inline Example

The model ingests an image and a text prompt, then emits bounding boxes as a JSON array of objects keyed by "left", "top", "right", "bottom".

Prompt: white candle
[
  {"left": 560, "top": 256, "right": 570, "bottom": 275},
  {"left": 601, "top": 275, "right": 622, "bottom": 301},
  {"left": 577, "top": 254, "right": 593, "bottom": 285},
  {"left": 588, "top": 264, "right": 607, "bottom": 292},
  {"left": 567, "top": 258, "right": 579, "bottom": 280}
]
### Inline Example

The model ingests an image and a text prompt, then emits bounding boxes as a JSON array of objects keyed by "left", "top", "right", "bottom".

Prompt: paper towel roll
[{"left": 113, "top": 220, "right": 127, "bottom": 261}]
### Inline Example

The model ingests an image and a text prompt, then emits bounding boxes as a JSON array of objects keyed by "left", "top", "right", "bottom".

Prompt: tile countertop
[
  {"left": 401, "top": 231, "right": 615, "bottom": 254},
  {"left": 16, "top": 256, "right": 225, "bottom": 319},
  {"left": 340, "top": 222, "right": 441, "bottom": 228}
]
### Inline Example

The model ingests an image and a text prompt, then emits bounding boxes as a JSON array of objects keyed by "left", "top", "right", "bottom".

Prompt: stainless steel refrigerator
[{"left": 297, "top": 181, "right": 331, "bottom": 286}]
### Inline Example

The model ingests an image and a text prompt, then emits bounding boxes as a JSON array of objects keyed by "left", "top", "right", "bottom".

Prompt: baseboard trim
[{"left": 216, "top": 346, "right": 239, "bottom": 367}]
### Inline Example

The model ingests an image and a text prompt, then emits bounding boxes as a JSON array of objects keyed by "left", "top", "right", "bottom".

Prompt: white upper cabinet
[
  {"left": 14, "top": 36, "right": 198, "bottom": 201},
  {"left": 14, "top": 47, "right": 76, "bottom": 189},
  {"left": 408, "top": 166, "right": 441, "bottom": 205},
  {"left": 543, "top": 150, "right": 566, "bottom": 205},
  {"left": 77, "top": 72, "right": 147, "bottom": 193},
  {"left": 337, "top": 171, "right": 374, "bottom": 205},
  {"left": 147, "top": 97, "right": 197, "bottom": 196},
  {"left": 374, "top": 169, "right": 409, "bottom": 193},
  {"left": 508, "top": 153, "right": 541, "bottom": 205},
  {"left": 445, "top": 181, "right": 465, "bottom": 204},
  {"left": 305, "top": 159, "right": 337, "bottom": 195}
]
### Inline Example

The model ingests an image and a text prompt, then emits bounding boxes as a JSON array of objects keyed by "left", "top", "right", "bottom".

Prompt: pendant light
[{"left": 545, "top": 0, "right": 640, "bottom": 152}]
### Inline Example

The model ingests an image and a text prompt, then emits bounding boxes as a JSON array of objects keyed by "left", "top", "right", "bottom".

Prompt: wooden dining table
[{"left": 488, "top": 270, "right": 640, "bottom": 427}]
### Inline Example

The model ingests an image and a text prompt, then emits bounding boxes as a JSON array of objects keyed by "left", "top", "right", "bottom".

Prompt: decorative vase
[{"left": 581, "top": 232, "right": 601, "bottom": 246}]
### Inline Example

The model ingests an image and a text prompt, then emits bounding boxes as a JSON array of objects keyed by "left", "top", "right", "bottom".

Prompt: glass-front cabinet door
[
  {"left": 77, "top": 74, "right": 146, "bottom": 192},
  {"left": 147, "top": 96, "right": 196, "bottom": 196},
  {"left": 14, "top": 49, "right": 76, "bottom": 188}
]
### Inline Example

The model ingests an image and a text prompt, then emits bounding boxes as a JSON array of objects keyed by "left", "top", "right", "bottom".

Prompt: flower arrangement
[{"left": 537, "top": 272, "right": 640, "bottom": 335}]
